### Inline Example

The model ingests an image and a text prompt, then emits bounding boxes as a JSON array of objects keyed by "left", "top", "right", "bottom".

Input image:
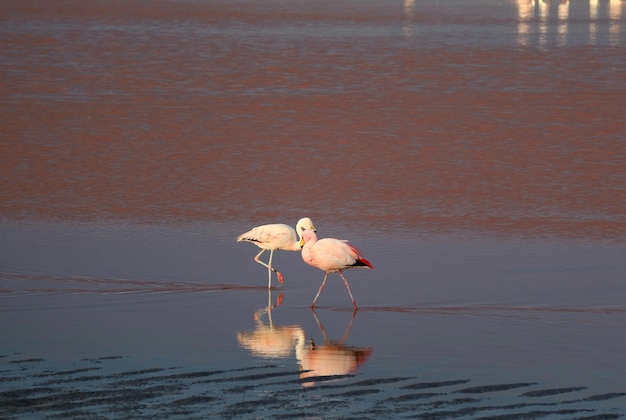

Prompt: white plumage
[{"left": 237, "top": 217, "right": 316, "bottom": 288}]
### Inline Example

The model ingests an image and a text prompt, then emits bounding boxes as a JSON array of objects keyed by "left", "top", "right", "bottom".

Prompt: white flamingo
[
  {"left": 237, "top": 217, "right": 316, "bottom": 288},
  {"left": 299, "top": 229, "right": 373, "bottom": 310}
]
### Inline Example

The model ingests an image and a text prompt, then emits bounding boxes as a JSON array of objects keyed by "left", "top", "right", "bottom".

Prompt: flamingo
[
  {"left": 237, "top": 217, "right": 316, "bottom": 288},
  {"left": 299, "top": 229, "right": 373, "bottom": 310}
]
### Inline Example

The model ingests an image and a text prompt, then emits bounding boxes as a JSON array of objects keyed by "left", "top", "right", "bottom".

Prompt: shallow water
[
  {"left": 2, "top": 220, "right": 625, "bottom": 417},
  {"left": 1, "top": 0, "right": 626, "bottom": 417}
]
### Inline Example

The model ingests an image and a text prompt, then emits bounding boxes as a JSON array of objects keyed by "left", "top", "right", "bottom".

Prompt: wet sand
[{"left": 2, "top": 352, "right": 625, "bottom": 419}]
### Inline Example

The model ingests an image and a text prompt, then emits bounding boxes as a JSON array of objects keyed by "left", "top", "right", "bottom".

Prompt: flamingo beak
[{"left": 299, "top": 238, "right": 305, "bottom": 248}]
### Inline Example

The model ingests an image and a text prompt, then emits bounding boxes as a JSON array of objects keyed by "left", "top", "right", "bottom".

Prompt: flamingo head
[
  {"left": 299, "top": 229, "right": 317, "bottom": 248},
  {"left": 296, "top": 217, "right": 316, "bottom": 238}
]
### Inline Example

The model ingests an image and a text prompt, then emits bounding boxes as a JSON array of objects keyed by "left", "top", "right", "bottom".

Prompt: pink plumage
[{"left": 299, "top": 229, "right": 373, "bottom": 310}]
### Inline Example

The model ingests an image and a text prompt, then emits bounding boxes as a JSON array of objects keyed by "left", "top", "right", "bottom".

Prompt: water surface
[{"left": 1, "top": 0, "right": 625, "bottom": 417}]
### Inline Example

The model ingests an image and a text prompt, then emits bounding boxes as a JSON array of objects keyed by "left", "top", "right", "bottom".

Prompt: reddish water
[
  {"left": 1, "top": 1, "right": 625, "bottom": 417},
  {"left": 2, "top": 0, "right": 625, "bottom": 240}
]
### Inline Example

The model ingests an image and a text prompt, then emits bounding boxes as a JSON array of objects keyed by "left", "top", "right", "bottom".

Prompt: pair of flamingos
[{"left": 237, "top": 217, "right": 373, "bottom": 310}]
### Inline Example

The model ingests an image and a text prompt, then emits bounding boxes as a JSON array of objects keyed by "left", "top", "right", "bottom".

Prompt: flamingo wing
[
  {"left": 237, "top": 224, "right": 296, "bottom": 250},
  {"left": 310, "top": 238, "right": 373, "bottom": 271}
]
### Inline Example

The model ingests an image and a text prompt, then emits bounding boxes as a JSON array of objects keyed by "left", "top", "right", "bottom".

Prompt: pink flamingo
[
  {"left": 299, "top": 229, "right": 373, "bottom": 310},
  {"left": 237, "top": 217, "right": 316, "bottom": 288}
]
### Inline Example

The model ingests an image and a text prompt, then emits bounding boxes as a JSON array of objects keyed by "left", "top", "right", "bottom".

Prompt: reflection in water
[
  {"left": 237, "top": 293, "right": 372, "bottom": 386},
  {"left": 610, "top": 0, "right": 622, "bottom": 45},
  {"left": 557, "top": 0, "right": 569, "bottom": 47},
  {"left": 515, "top": 0, "right": 624, "bottom": 47},
  {"left": 237, "top": 291, "right": 306, "bottom": 359},
  {"left": 299, "top": 310, "right": 373, "bottom": 387},
  {"left": 538, "top": 0, "right": 549, "bottom": 49},
  {"left": 590, "top": 0, "right": 598, "bottom": 44},
  {"left": 403, "top": 0, "right": 415, "bottom": 37},
  {"left": 516, "top": 0, "right": 532, "bottom": 46}
]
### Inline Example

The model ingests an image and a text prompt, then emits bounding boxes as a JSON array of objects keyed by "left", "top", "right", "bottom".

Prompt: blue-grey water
[{"left": 1, "top": 0, "right": 625, "bottom": 418}]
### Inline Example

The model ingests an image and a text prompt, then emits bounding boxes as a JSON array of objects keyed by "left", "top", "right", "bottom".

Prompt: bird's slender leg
[
  {"left": 311, "top": 272, "right": 330, "bottom": 308},
  {"left": 253, "top": 249, "right": 268, "bottom": 266},
  {"left": 253, "top": 249, "right": 281, "bottom": 288},
  {"left": 339, "top": 271, "right": 358, "bottom": 311},
  {"left": 267, "top": 249, "right": 285, "bottom": 285},
  {"left": 266, "top": 249, "right": 274, "bottom": 288}
]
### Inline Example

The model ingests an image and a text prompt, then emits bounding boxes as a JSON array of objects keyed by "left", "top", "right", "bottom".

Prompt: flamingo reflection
[
  {"left": 237, "top": 293, "right": 372, "bottom": 386},
  {"left": 237, "top": 291, "right": 306, "bottom": 359},
  {"left": 299, "top": 310, "right": 373, "bottom": 387}
]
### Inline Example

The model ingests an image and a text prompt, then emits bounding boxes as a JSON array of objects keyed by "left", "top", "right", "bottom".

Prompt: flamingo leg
[
  {"left": 253, "top": 249, "right": 282, "bottom": 288},
  {"left": 338, "top": 271, "right": 358, "bottom": 311},
  {"left": 311, "top": 272, "right": 330, "bottom": 308},
  {"left": 266, "top": 249, "right": 285, "bottom": 285},
  {"left": 266, "top": 249, "right": 274, "bottom": 288},
  {"left": 253, "top": 249, "right": 268, "bottom": 266}
]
